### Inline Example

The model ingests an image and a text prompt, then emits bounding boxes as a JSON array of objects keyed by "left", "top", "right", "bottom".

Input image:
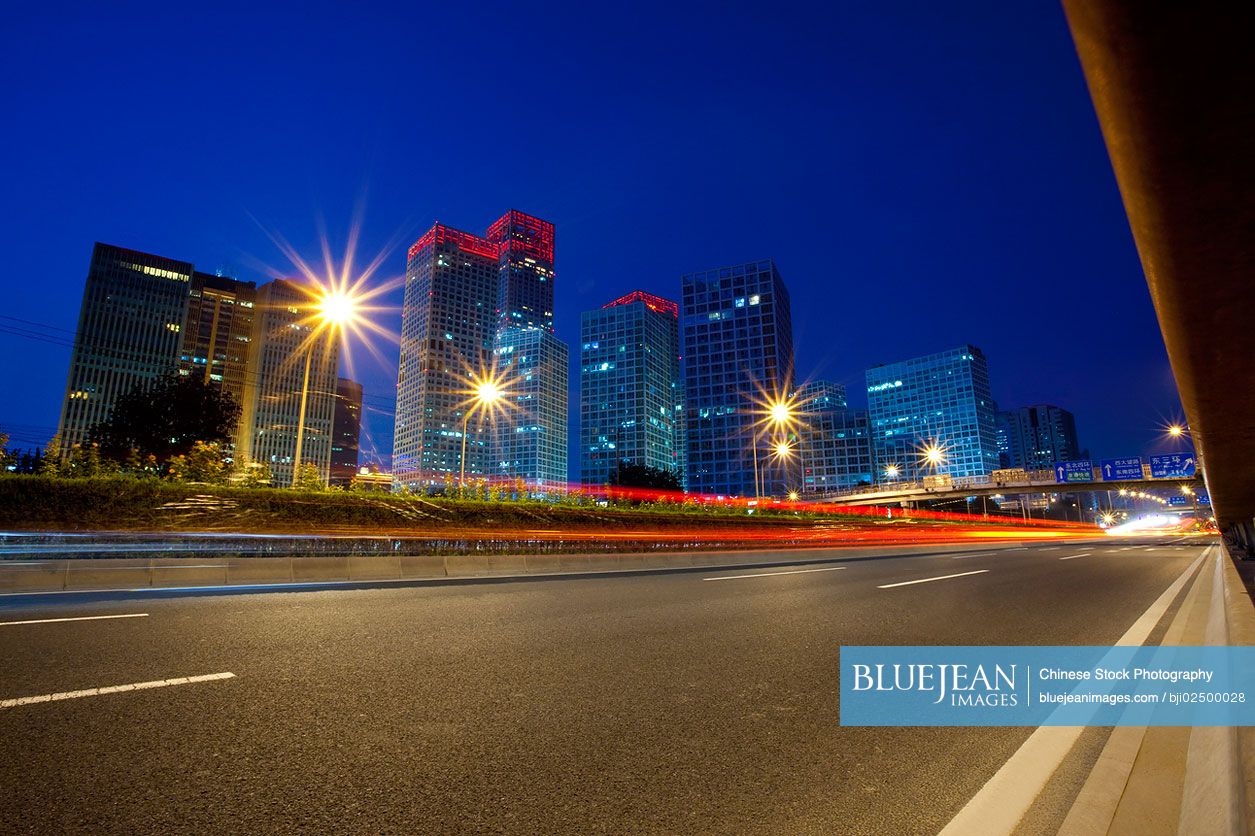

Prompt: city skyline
[{"left": 0, "top": 4, "right": 1185, "bottom": 470}]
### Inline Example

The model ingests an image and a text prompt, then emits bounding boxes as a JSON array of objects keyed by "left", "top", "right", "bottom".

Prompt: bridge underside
[{"left": 1062, "top": 2, "right": 1255, "bottom": 552}]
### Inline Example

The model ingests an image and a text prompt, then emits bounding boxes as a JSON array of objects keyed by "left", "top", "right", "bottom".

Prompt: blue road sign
[
  {"left": 1197, "top": 491, "right": 1211, "bottom": 505},
  {"left": 1149, "top": 453, "right": 1197, "bottom": 478},
  {"left": 1100, "top": 457, "right": 1143, "bottom": 481},
  {"left": 1054, "top": 460, "right": 1093, "bottom": 484},
  {"left": 1168, "top": 496, "right": 1188, "bottom": 507}
]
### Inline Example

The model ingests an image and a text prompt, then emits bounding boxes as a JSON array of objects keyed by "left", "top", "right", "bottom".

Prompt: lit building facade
[
  {"left": 996, "top": 405, "right": 1080, "bottom": 471},
  {"left": 58, "top": 243, "right": 193, "bottom": 451},
  {"left": 580, "top": 291, "right": 684, "bottom": 486},
  {"left": 865, "top": 345, "right": 999, "bottom": 481},
  {"left": 797, "top": 380, "right": 873, "bottom": 494},
  {"left": 681, "top": 260, "right": 795, "bottom": 497},
  {"left": 330, "top": 377, "right": 363, "bottom": 487},
  {"left": 237, "top": 279, "right": 340, "bottom": 487},
  {"left": 494, "top": 326, "right": 568, "bottom": 487},
  {"left": 178, "top": 271, "right": 256, "bottom": 411},
  {"left": 795, "top": 379, "right": 848, "bottom": 412},
  {"left": 393, "top": 210, "right": 567, "bottom": 490}
]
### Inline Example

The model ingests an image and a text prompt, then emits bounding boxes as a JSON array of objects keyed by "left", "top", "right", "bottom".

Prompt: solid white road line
[
  {"left": 1058, "top": 553, "right": 1094, "bottom": 561},
  {"left": 0, "top": 613, "right": 149, "bottom": 627},
  {"left": 703, "top": 566, "right": 847, "bottom": 581},
  {"left": 949, "top": 553, "right": 988, "bottom": 560},
  {"left": 0, "top": 672, "right": 235, "bottom": 709},
  {"left": 937, "top": 547, "right": 1211, "bottom": 836},
  {"left": 877, "top": 569, "right": 989, "bottom": 589}
]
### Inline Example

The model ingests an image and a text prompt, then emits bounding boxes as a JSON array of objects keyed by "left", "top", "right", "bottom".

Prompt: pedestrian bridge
[{"left": 812, "top": 473, "right": 1206, "bottom": 507}]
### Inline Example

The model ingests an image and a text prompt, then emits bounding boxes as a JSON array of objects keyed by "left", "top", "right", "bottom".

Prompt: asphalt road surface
[{"left": 0, "top": 536, "right": 1208, "bottom": 834}]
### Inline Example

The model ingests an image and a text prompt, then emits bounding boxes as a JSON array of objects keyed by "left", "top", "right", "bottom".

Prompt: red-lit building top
[
  {"left": 487, "top": 209, "right": 555, "bottom": 263},
  {"left": 603, "top": 289, "right": 679, "bottom": 317},
  {"left": 407, "top": 210, "right": 555, "bottom": 264}
]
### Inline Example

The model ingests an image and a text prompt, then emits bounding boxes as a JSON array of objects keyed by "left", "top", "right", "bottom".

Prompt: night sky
[{"left": 0, "top": 2, "right": 1186, "bottom": 472}]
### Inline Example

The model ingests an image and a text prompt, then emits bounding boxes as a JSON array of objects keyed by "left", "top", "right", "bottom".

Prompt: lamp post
[
  {"left": 460, "top": 378, "right": 503, "bottom": 491},
  {"left": 292, "top": 289, "right": 355, "bottom": 486},
  {"left": 754, "top": 396, "right": 798, "bottom": 501}
]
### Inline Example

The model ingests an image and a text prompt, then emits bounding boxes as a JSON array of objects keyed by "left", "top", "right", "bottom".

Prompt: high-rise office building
[
  {"left": 580, "top": 291, "right": 684, "bottom": 486},
  {"left": 494, "top": 326, "right": 568, "bottom": 487},
  {"left": 488, "top": 210, "right": 555, "bottom": 332},
  {"left": 393, "top": 210, "right": 567, "bottom": 490},
  {"left": 681, "top": 260, "right": 795, "bottom": 497},
  {"left": 795, "top": 379, "right": 872, "bottom": 494},
  {"left": 795, "top": 379, "right": 848, "bottom": 413},
  {"left": 58, "top": 243, "right": 193, "bottom": 451},
  {"left": 865, "top": 345, "right": 999, "bottom": 481},
  {"left": 237, "top": 279, "right": 340, "bottom": 487},
  {"left": 996, "top": 405, "right": 1080, "bottom": 471},
  {"left": 330, "top": 377, "right": 363, "bottom": 487},
  {"left": 178, "top": 272, "right": 256, "bottom": 410}
]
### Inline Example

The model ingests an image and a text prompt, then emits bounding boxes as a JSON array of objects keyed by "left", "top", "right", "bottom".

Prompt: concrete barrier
[
  {"left": 0, "top": 562, "right": 67, "bottom": 592},
  {"left": 225, "top": 557, "right": 294, "bottom": 585},
  {"left": 64, "top": 558, "right": 152, "bottom": 590},
  {"left": 290, "top": 555, "right": 350, "bottom": 583},
  {"left": 348, "top": 554, "right": 403, "bottom": 581},
  {"left": 0, "top": 538, "right": 1076, "bottom": 595},
  {"left": 399, "top": 555, "right": 447, "bottom": 579},
  {"left": 151, "top": 559, "right": 229, "bottom": 587}
]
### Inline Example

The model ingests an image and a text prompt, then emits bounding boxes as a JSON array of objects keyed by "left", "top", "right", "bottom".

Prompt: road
[{"left": 0, "top": 536, "right": 1208, "bottom": 834}]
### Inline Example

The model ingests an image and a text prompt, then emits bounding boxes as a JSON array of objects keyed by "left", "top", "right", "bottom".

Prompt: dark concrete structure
[{"left": 1063, "top": 2, "right": 1255, "bottom": 552}]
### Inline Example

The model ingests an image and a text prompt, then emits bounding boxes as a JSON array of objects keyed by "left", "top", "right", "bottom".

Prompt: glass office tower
[
  {"left": 865, "top": 345, "right": 999, "bottom": 481},
  {"left": 178, "top": 271, "right": 256, "bottom": 411},
  {"left": 681, "top": 260, "right": 794, "bottom": 497},
  {"left": 996, "top": 405, "right": 1080, "bottom": 471},
  {"left": 580, "top": 291, "right": 684, "bottom": 486},
  {"left": 393, "top": 210, "right": 567, "bottom": 490},
  {"left": 237, "top": 279, "right": 340, "bottom": 487},
  {"left": 797, "top": 380, "right": 873, "bottom": 494},
  {"left": 58, "top": 243, "right": 193, "bottom": 451},
  {"left": 494, "top": 326, "right": 568, "bottom": 488},
  {"left": 330, "top": 376, "right": 363, "bottom": 487}
]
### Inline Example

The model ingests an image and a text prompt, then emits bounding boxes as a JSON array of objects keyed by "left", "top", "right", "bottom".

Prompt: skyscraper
[
  {"left": 237, "top": 279, "right": 340, "bottom": 487},
  {"left": 494, "top": 327, "right": 568, "bottom": 487},
  {"left": 178, "top": 271, "right": 256, "bottom": 410},
  {"left": 681, "top": 260, "right": 795, "bottom": 497},
  {"left": 797, "top": 380, "right": 874, "bottom": 494},
  {"left": 580, "top": 291, "right": 684, "bottom": 486},
  {"left": 795, "top": 380, "right": 848, "bottom": 413},
  {"left": 393, "top": 210, "right": 567, "bottom": 490},
  {"left": 330, "top": 377, "right": 363, "bottom": 487},
  {"left": 996, "top": 405, "right": 1080, "bottom": 471},
  {"left": 58, "top": 243, "right": 193, "bottom": 451},
  {"left": 865, "top": 345, "right": 999, "bottom": 481}
]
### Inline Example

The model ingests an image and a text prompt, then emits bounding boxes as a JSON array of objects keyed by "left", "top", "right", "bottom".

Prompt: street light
[
  {"left": 752, "top": 394, "right": 800, "bottom": 501},
  {"left": 460, "top": 374, "right": 506, "bottom": 491},
  {"left": 1167, "top": 424, "right": 1187, "bottom": 438},
  {"left": 292, "top": 287, "right": 360, "bottom": 486},
  {"left": 884, "top": 463, "right": 901, "bottom": 481}
]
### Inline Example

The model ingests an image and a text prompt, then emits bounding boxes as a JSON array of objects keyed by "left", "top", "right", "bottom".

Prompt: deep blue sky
[{"left": 0, "top": 1, "right": 1185, "bottom": 469}]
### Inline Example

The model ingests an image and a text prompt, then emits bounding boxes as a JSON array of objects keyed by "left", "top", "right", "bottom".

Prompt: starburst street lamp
[
  {"left": 884, "top": 463, "right": 901, "bottom": 482},
  {"left": 750, "top": 393, "right": 801, "bottom": 501},
  {"left": 460, "top": 374, "right": 506, "bottom": 490},
  {"left": 1167, "top": 424, "right": 1187, "bottom": 438},
  {"left": 292, "top": 287, "right": 362, "bottom": 486}
]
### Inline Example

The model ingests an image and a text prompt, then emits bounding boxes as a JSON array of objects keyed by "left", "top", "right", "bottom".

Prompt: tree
[
  {"left": 169, "top": 441, "right": 230, "bottom": 483},
  {"left": 608, "top": 460, "right": 683, "bottom": 492},
  {"left": 237, "top": 459, "right": 273, "bottom": 488},
  {"left": 39, "top": 435, "right": 67, "bottom": 477},
  {"left": 90, "top": 373, "right": 240, "bottom": 463},
  {"left": 292, "top": 462, "right": 325, "bottom": 491}
]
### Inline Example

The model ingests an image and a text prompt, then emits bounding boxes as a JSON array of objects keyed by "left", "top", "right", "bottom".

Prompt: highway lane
[{"left": 0, "top": 537, "right": 1207, "bottom": 834}]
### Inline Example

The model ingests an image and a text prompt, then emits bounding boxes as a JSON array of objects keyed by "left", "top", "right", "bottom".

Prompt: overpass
[{"left": 813, "top": 473, "right": 1205, "bottom": 508}]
